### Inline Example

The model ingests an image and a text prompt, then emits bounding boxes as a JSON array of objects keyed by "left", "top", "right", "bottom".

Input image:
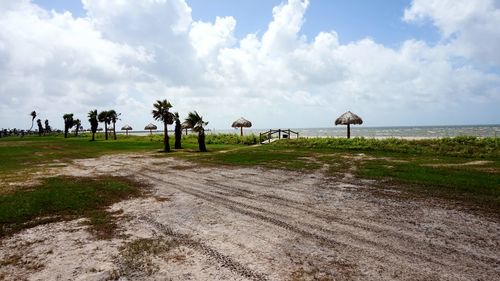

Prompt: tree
[
  {"left": 152, "top": 99, "right": 175, "bottom": 152},
  {"left": 108, "top": 110, "right": 120, "bottom": 140},
  {"left": 88, "top": 110, "right": 98, "bottom": 141},
  {"left": 44, "top": 119, "right": 51, "bottom": 133},
  {"left": 29, "top": 111, "right": 37, "bottom": 132},
  {"left": 36, "top": 119, "right": 44, "bottom": 136},
  {"left": 174, "top": 112, "right": 182, "bottom": 149},
  {"left": 63, "top": 113, "right": 74, "bottom": 138},
  {"left": 98, "top": 111, "right": 111, "bottom": 140},
  {"left": 184, "top": 111, "right": 208, "bottom": 152},
  {"left": 74, "top": 119, "right": 81, "bottom": 137}
]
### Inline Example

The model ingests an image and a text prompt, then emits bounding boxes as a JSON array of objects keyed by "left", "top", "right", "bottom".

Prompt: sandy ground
[{"left": 1, "top": 153, "right": 499, "bottom": 280}]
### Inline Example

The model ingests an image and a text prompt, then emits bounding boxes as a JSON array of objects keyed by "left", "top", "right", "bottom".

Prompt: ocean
[{"left": 208, "top": 124, "right": 500, "bottom": 138}]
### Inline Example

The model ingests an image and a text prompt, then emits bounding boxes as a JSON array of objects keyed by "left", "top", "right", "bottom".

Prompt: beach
[{"left": 1, "top": 152, "right": 498, "bottom": 280}]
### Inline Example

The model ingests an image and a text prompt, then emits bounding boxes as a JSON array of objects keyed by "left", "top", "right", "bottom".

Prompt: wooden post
[
  {"left": 279, "top": 129, "right": 281, "bottom": 139},
  {"left": 347, "top": 124, "right": 351, "bottom": 139},
  {"left": 240, "top": 126, "right": 243, "bottom": 136}
]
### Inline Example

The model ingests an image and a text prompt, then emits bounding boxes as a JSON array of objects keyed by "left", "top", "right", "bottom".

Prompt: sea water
[{"left": 209, "top": 124, "right": 500, "bottom": 138}]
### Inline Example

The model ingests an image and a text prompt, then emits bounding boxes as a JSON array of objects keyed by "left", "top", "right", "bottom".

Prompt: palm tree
[
  {"left": 152, "top": 99, "right": 175, "bottom": 152},
  {"left": 63, "top": 113, "right": 74, "bottom": 138},
  {"left": 74, "top": 119, "right": 81, "bottom": 137},
  {"left": 88, "top": 110, "right": 98, "bottom": 141},
  {"left": 174, "top": 112, "right": 182, "bottom": 149},
  {"left": 108, "top": 110, "right": 120, "bottom": 140},
  {"left": 36, "top": 119, "right": 43, "bottom": 136},
  {"left": 184, "top": 111, "right": 208, "bottom": 152},
  {"left": 29, "top": 111, "right": 37, "bottom": 132},
  {"left": 44, "top": 119, "right": 51, "bottom": 133},
  {"left": 98, "top": 111, "right": 111, "bottom": 140}
]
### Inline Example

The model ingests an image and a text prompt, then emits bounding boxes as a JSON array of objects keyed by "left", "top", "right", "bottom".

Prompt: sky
[{"left": 1, "top": 0, "right": 499, "bottom": 131}]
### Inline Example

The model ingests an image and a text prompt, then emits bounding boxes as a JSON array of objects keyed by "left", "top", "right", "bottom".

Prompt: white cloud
[
  {"left": 404, "top": 0, "right": 500, "bottom": 64},
  {"left": 0, "top": 0, "right": 498, "bottom": 131},
  {"left": 190, "top": 16, "right": 236, "bottom": 58}
]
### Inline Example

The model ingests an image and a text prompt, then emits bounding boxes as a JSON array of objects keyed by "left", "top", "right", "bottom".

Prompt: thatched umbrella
[
  {"left": 144, "top": 123, "right": 157, "bottom": 135},
  {"left": 181, "top": 121, "right": 192, "bottom": 135},
  {"left": 231, "top": 117, "right": 252, "bottom": 136},
  {"left": 121, "top": 125, "right": 132, "bottom": 136},
  {"left": 335, "top": 111, "right": 363, "bottom": 139}
]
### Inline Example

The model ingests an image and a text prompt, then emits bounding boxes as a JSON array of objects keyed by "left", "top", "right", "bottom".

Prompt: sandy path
[{"left": 1, "top": 153, "right": 499, "bottom": 280}]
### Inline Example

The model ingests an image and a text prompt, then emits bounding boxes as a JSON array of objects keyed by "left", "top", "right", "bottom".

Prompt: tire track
[
  {"left": 139, "top": 216, "right": 269, "bottom": 281},
  {"left": 206, "top": 174, "right": 500, "bottom": 266},
  {"left": 123, "top": 162, "right": 499, "bottom": 270},
  {"left": 137, "top": 170, "right": 468, "bottom": 278}
]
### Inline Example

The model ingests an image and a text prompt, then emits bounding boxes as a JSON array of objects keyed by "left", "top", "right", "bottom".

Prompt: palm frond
[
  {"left": 152, "top": 99, "right": 174, "bottom": 124},
  {"left": 185, "top": 111, "right": 208, "bottom": 133}
]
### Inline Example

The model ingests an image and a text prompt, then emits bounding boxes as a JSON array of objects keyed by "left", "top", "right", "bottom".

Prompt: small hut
[
  {"left": 231, "top": 117, "right": 252, "bottom": 136},
  {"left": 121, "top": 125, "right": 133, "bottom": 136},
  {"left": 335, "top": 111, "right": 363, "bottom": 139},
  {"left": 181, "top": 121, "right": 192, "bottom": 135},
  {"left": 144, "top": 123, "right": 157, "bottom": 135}
]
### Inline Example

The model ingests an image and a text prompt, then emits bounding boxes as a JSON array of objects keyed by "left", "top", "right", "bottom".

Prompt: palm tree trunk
[
  {"left": 75, "top": 127, "right": 79, "bottom": 137},
  {"left": 64, "top": 126, "right": 68, "bottom": 138},
  {"left": 199, "top": 131, "right": 207, "bottom": 152},
  {"left": 29, "top": 119, "right": 35, "bottom": 132},
  {"left": 104, "top": 123, "right": 108, "bottom": 140},
  {"left": 113, "top": 122, "right": 117, "bottom": 140},
  {"left": 175, "top": 124, "right": 182, "bottom": 149},
  {"left": 92, "top": 132, "right": 95, "bottom": 141},
  {"left": 164, "top": 122, "right": 170, "bottom": 152}
]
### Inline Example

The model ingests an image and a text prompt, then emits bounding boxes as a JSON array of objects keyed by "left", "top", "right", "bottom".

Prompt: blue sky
[
  {"left": 35, "top": 0, "right": 440, "bottom": 47},
  {"left": 2, "top": 0, "right": 499, "bottom": 129}
]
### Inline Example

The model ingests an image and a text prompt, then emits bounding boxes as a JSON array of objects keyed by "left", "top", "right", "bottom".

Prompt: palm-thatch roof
[
  {"left": 231, "top": 117, "right": 252, "bottom": 128},
  {"left": 181, "top": 121, "right": 193, "bottom": 129},
  {"left": 121, "top": 125, "right": 132, "bottom": 130},
  {"left": 144, "top": 123, "right": 157, "bottom": 130},
  {"left": 335, "top": 111, "right": 363, "bottom": 125}
]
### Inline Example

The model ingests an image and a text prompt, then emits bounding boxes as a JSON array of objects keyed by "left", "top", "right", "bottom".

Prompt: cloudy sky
[{"left": 1, "top": 0, "right": 499, "bottom": 131}]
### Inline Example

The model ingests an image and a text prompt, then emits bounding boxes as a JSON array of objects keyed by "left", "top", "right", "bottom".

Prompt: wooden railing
[{"left": 259, "top": 129, "right": 299, "bottom": 143}]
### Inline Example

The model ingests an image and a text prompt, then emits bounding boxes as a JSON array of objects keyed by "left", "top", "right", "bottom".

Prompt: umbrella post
[
  {"left": 347, "top": 124, "right": 351, "bottom": 139},
  {"left": 240, "top": 126, "right": 243, "bottom": 137}
]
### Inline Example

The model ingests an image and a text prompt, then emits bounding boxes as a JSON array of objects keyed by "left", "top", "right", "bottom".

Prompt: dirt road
[{"left": 1, "top": 153, "right": 499, "bottom": 280}]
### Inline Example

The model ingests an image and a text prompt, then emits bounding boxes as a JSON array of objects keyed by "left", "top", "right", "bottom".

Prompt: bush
[
  {"left": 183, "top": 133, "right": 258, "bottom": 145},
  {"left": 274, "top": 136, "right": 499, "bottom": 158}
]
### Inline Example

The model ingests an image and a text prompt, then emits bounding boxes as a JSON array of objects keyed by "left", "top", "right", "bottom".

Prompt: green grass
[
  {"left": 276, "top": 136, "right": 500, "bottom": 157},
  {"left": 0, "top": 176, "right": 144, "bottom": 238},
  {"left": 0, "top": 135, "right": 162, "bottom": 175},
  {"left": 359, "top": 158, "right": 500, "bottom": 209}
]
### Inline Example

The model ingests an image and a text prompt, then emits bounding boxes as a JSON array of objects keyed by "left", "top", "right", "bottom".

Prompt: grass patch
[
  {"left": 117, "top": 238, "right": 176, "bottom": 278},
  {"left": 359, "top": 159, "right": 500, "bottom": 210},
  {"left": 276, "top": 136, "right": 500, "bottom": 158},
  {"left": 177, "top": 144, "right": 323, "bottom": 171},
  {"left": 0, "top": 176, "right": 145, "bottom": 238}
]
